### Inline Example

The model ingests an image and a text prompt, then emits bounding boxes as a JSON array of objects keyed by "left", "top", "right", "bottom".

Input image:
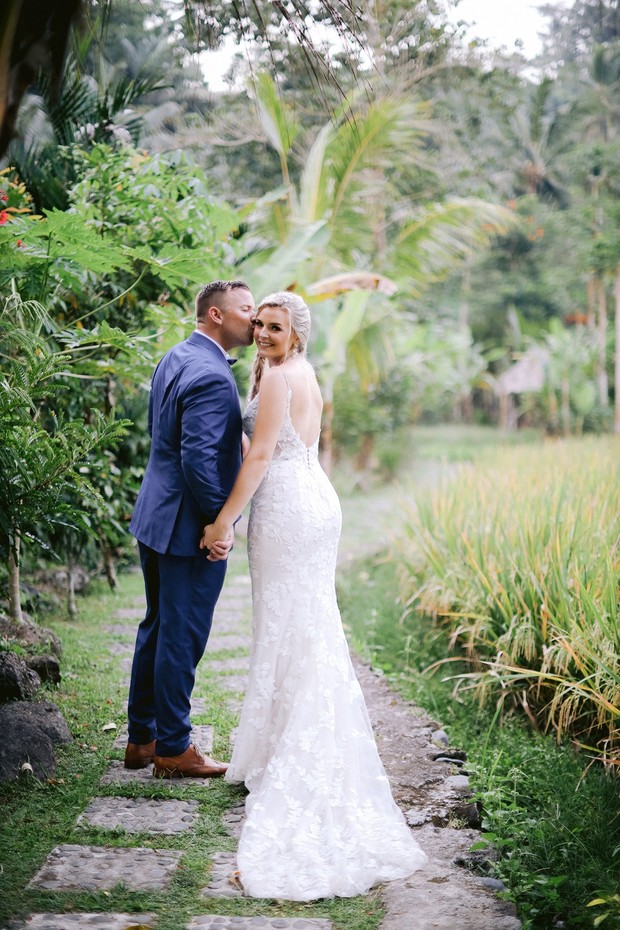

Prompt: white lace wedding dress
[{"left": 225, "top": 387, "right": 427, "bottom": 900}]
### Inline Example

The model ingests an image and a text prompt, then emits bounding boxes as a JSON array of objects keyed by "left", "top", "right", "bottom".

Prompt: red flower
[{"left": 0, "top": 210, "right": 8, "bottom": 225}]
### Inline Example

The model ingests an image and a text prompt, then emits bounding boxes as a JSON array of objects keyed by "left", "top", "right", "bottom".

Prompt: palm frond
[{"left": 392, "top": 198, "right": 519, "bottom": 289}]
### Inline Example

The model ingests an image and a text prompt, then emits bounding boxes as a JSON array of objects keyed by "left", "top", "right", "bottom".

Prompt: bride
[{"left": 201, "top": 291, "right": 427, "bottom": 901}]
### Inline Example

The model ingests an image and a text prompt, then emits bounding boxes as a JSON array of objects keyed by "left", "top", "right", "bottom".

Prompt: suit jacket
[{"left": 129, "top": 332, "right": 242, "bottom": 556}]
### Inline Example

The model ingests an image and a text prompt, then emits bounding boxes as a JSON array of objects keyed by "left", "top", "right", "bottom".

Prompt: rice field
[{"left": 396, "top": 435, "right": 620, "bottom": 768}]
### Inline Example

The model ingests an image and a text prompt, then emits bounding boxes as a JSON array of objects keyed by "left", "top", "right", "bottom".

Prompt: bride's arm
[{"left": 200, "top": 369, "right": 288, "bottom": 552}]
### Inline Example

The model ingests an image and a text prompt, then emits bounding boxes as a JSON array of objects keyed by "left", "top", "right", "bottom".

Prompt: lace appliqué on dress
[{"left": 225, "top": 388, "right": 427, "bottom": 900}]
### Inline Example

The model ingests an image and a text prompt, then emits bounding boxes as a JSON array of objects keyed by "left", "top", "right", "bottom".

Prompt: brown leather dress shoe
[
  {"left": 124, "top": 740, "right": 156, "bottom": 769},
  {"left": 153, "top": 743, "right": 229, "bottom": 779}
]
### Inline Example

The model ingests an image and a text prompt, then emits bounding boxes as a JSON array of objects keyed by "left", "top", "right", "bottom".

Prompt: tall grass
[{"left": 396, "top": 436, "right": 620, "bottom": 768}]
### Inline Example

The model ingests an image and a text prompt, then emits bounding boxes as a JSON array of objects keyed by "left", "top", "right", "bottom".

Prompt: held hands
[{"left": 200, "top": 522, "right": 234, "bottom": 561}]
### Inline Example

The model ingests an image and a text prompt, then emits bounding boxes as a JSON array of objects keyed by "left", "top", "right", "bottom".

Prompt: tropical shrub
[
  {"left": 0, "top": 293, "right": 129, "bottom": 621},
  {"left": 0, "top": 144, "right": 241, "bottom": 612}
]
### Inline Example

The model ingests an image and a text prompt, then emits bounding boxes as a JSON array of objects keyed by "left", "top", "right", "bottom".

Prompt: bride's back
[{"left": 283, "top": 360, "right": 323, "bottom": 448}]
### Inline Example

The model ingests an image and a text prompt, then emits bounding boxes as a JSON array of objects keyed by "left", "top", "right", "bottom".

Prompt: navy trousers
[{"left": 127, "top": 541, "right": 227, "bottom": 756}]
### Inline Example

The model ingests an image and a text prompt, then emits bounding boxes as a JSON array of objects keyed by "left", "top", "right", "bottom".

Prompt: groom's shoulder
[
  {"left": 162, "top": 333, "right": 211, "bottom": 364},
  {"left": 158, "top": 334, "right": 226, "bottom": 383}
]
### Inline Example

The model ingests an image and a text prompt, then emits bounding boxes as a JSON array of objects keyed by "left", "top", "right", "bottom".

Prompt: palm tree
[
  {"left": 8, "top": 44, "right": 165, "bottom": 211},
  {"left": 235, "top": 74, "right": 517, "bottom": 466},
  {"left": 556, "top": 45, "right": 620, "bottom": 412}
]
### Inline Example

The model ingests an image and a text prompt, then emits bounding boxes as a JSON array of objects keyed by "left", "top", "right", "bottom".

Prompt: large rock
[
  {"left": 0, "top": 616, "right": 62, "bottom": 657},
  {"left": 34, "top": 566, "right": 90, "bottom": 594},
  {"left": 0, "top": 652, "right": 41, "bottom": 701},
  {"left": 0, "top": 700, "right": 73, "bottom": 782},
  {"left": 26, "top": 654, "right": 61, "bottom": 685}
]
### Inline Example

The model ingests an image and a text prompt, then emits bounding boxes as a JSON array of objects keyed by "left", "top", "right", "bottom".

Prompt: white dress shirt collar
[{"left": 194, "top": 329, "right": 230, "bottom": 360}]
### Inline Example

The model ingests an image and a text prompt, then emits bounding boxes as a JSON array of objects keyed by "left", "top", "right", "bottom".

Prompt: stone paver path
[
  {"left": 13, "top": 523, "right": 521, "bottom": 930},
  {"left": 207, "top": 634, "right": 252, "bottom": 652},
  {"left": 191, "top": 916, "right": 323, "bottom": 929},
  {"left": 112, "top": 722, "right": 214, "bottom": 751},
  {"left": 10, "top": 914, "right": 157, "bottom": 929},
  {"left": 101, "top": 623, "right": 136, "bottom": 637},
  {"left": 201, "top": 851, "right": 244, "bottom": 899},
  {"left": 78, "top": 796, "right": 199, "bottom": 833},
  {"left": 28, "top": 844, "right": 182, "bottom": 891}
]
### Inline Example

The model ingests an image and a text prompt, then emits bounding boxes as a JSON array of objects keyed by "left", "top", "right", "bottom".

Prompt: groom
[{"left": 125, "top": 280, "right": 255, "bottom": 778}]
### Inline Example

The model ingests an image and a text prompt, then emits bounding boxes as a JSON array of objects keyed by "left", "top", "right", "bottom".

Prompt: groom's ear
[{"left": 206, "top": 305, "right": 224, "bottom": 325}]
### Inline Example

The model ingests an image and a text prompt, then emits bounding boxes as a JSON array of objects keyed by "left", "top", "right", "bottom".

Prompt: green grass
[
  {"left": 407, "top": 423, "right": 543, "bottom": 463},
  {"left": 0, "top": 563, "right": 384, "bottom": 930},
  {"left": 338, "top": 556, "right": 620, "bottom": 930}
]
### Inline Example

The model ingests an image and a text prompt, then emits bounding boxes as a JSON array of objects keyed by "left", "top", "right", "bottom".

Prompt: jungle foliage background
[{"left": 0, "top": 2, "right": 619, "bottom": 925}]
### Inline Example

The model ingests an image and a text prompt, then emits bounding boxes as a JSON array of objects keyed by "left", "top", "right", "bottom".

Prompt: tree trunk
[
  {"left": 561, "top": 378, "right": 571, "bottom": 436},
  {"left": 587, "top": 274, "right": 596, "bottom": 331},
  {"left": 103, "top": 546, "right": 118, "bottom": 591},
  {"left": 7, "top": 537, "right": 24, "bottom": 625},
  {"left": 615, "top": 263, "right": 620, "bottom": 435},
  {"left": 355, "top": 434, "right": 375, "bottom": 471},
  {"left": 547, "top": 391, "right": 559, "bottom": 435},
  {"left": 597, "top": 277, "right": 609, "bottom": 407},
  {"left": 459, "top": 393, "right": 474, "bottom": 424},
  {"left": 67, "top": 555, "right": 78, "bottom": 619},
  {"left": 498, "top": 392, "right": 513, "bottom": 431}
]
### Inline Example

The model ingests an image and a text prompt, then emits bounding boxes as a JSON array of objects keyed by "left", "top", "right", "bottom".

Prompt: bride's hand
[
  {"left": 206, "top": 538, "right": 231, "bottom": 561},
  {"left": 201, "top": 522, "right": 233, "bottom": 560}
]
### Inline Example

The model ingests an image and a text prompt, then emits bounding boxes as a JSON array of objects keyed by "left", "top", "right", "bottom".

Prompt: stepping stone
[
  {"left": 107, "top": 642, "right": 134, "bottom": 657},
  {"left": 112, "top": 724, "right": 214, "bottom": 752},
  {"left": 217, "top": 675, "right": 249, "bottom": 693},
  {"left": 100, "top": 763, "right": 156, "bottom": 785},
  {"left": 210, "top": 657, "right": 248, "bottom": 673},
  {"left": 225, "top": 698, "right": 243, "bottom": 716},
  {"left": 120, "top": 696, "right": 207, "bottom": 716},
  {"left": 189, "top": 920, "right": 332, "bottom": 929},
  {"left": 78, "top": 797, "right": 199, "bottom": 834},
  {"left": 217, "top": 597, "right": 250, "bottom": 610},
  {"left": 100, "top": 762, "right": 214, "bottom": 787},
  {"left": 212, "top": 619, "right": 249, "bottom": 634},
  {"left": 214, "top": 602, "right": 247, "bottom": 613},
  {"left": 201, "top": 851, "right": 241, "bottom": 898},
  {"left": 101, "top": 624, "right": 137, "bottom": 636},
  {"left": 222, "top": 802, "right": 245, "bottom": 839},
  {"left": 28, "top": 845, "right": 181, "bottom": 891},
  {"left": 207, "top": 635, "right": 251, "bottom": 653},
  {"left": 115, "top": 607, "right": 145, "bottom": 620},
  {"left": 9, "top": 914, "right": 157, "bottom": 930}
]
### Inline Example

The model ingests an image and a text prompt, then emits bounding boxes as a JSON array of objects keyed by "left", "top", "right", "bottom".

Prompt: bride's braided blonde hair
[{"left": 250, "top": 291, "right": 311, "bottom": 399}]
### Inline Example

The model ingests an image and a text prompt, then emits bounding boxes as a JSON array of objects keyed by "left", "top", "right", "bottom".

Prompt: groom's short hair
[{"left": 195, "top": 280, "right": 251, "bottom": 321}]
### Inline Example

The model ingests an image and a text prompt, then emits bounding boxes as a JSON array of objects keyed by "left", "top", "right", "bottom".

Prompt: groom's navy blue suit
[{"left": 127, "top": 332, "right": 242, "bottom": 756}]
